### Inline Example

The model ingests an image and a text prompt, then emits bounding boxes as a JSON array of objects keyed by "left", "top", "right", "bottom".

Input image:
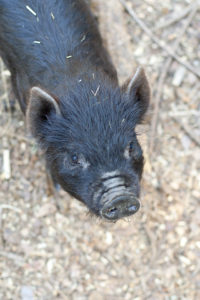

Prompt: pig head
[{"left": 26, "top": 67, "right": 150, "bottom": 220}]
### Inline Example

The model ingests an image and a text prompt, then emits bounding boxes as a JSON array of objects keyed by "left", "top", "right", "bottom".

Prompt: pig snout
[
  {"left": 101, "top": 195, "right": 140, "bottom": 220},
  {"left": 97, "top": 174, "right": 140, "bottom": 220}
]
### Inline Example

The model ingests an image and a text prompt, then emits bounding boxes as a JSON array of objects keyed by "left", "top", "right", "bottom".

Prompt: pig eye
[
  {"left": 125, "top": 141, "right": 143, "bottom": 162},
  {"left": 124, "top": 141, "right": 135, "bottom": 159},
  {"left": 129, "top": 142, "right": 134, "bottom": 154},
  {"left": 71, "top": 154, "right": 79, "bottom": 164}
]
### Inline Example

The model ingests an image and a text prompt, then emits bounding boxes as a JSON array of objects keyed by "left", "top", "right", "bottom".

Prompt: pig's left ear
[
  {"left": 26, "top": 87, "right": 61, "bottom": 138},
  {"left": 123, "top": 67, "right": 150, "bottom": 121}
]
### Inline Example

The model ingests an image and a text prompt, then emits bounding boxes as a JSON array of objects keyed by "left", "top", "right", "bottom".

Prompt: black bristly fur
[
  {"left": 0, "top": 0, "right": 117, "bottom": 112},
  {"left": 0, "top": 0, "right": 150, "bottom": 219}
]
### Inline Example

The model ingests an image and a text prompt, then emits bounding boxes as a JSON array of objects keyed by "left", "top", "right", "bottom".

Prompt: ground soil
[{"left": 0, "top": 0, "right": 200, "bottom": 299}]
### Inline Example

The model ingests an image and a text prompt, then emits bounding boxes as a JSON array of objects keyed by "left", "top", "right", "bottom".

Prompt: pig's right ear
[
  {"left": 123, "top": 67, "right": 150, "bottom": 122},
  {"left": 26, "top": 87, "right": 61, "bottom": 138}
]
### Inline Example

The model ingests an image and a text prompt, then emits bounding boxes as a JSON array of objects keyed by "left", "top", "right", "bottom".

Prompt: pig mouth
[{"left": 93, "top": 174, "right": 140, "bottom": 220}]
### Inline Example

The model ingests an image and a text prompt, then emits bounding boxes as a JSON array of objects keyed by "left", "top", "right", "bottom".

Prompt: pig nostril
[
  {"left": 108, "top": 207, "right": 117, "bottom": 213},
  {"left": 105, "top": 206, "right": 118, "bottom": 218},
  {"left": 127, "top": 205, "right": 138, "bottom": 213}
]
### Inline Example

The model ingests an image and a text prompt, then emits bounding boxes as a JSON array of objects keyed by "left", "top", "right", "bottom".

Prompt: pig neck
[{"left": 28, "top": 54, "right": 118, "bottom": 101}]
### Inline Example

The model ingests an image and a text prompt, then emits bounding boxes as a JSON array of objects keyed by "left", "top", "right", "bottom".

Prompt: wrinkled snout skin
[
  {"left": 0, "top": 0, "right": 150, "bottom": 220},
  {"left": 95, "top": 172, "right": 141, "bottom": 220},
  {"left": 62, "top": 170, "right": 141, "bottom": 221}
]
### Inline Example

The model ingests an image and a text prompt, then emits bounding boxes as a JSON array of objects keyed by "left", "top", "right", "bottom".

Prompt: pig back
[{"left": 0, "top": 0, "right": 117, "bottom": 111}]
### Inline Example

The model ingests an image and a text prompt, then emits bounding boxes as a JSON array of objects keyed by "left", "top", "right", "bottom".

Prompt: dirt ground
[{"left": 0, "top": 0, "right": 200, "bottom": 299}]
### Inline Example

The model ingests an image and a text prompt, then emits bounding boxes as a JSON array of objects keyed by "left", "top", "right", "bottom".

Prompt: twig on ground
[
  {"left": 0, "top": 130, "right": 35, "bottom": 146},
  {"left": 2, "top": 149, "right": 11, "bottom": 180},
  {"left": 0, "top": 59, "right": 12, "bottom": 117},
  {"left": 0, "top": 205, "right": 22, "bottom": 246},
  {"left": 0, "top": 208, "right": 2, "bottom": 236},
  {"left": 119, "top": 0, "right": 200, "bottom": 79},
  {"left": 164, "top": 110, "right": 200, "bottom": 117},
  {"left": 172, "top": 117, "right": 200, "bottom": 147},
  {"left": 154, "top": 2, "right": 197, "bottom": 30},
  {"left": 143, "top": 0, "right": 159, "bottom": 12},
  {"left": 0, "top": 205, "right": 22, "bottom": 213},
  {"left": 149, "top": 5, "right": 198, "bottom": 154},
  {"left": 0, "top": 250, "right": 25, "bottom": 265}
]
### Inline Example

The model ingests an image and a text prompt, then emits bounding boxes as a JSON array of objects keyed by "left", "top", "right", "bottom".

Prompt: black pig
[{"left": 0, "top": 0, "right": 150, "bottom": 220}]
